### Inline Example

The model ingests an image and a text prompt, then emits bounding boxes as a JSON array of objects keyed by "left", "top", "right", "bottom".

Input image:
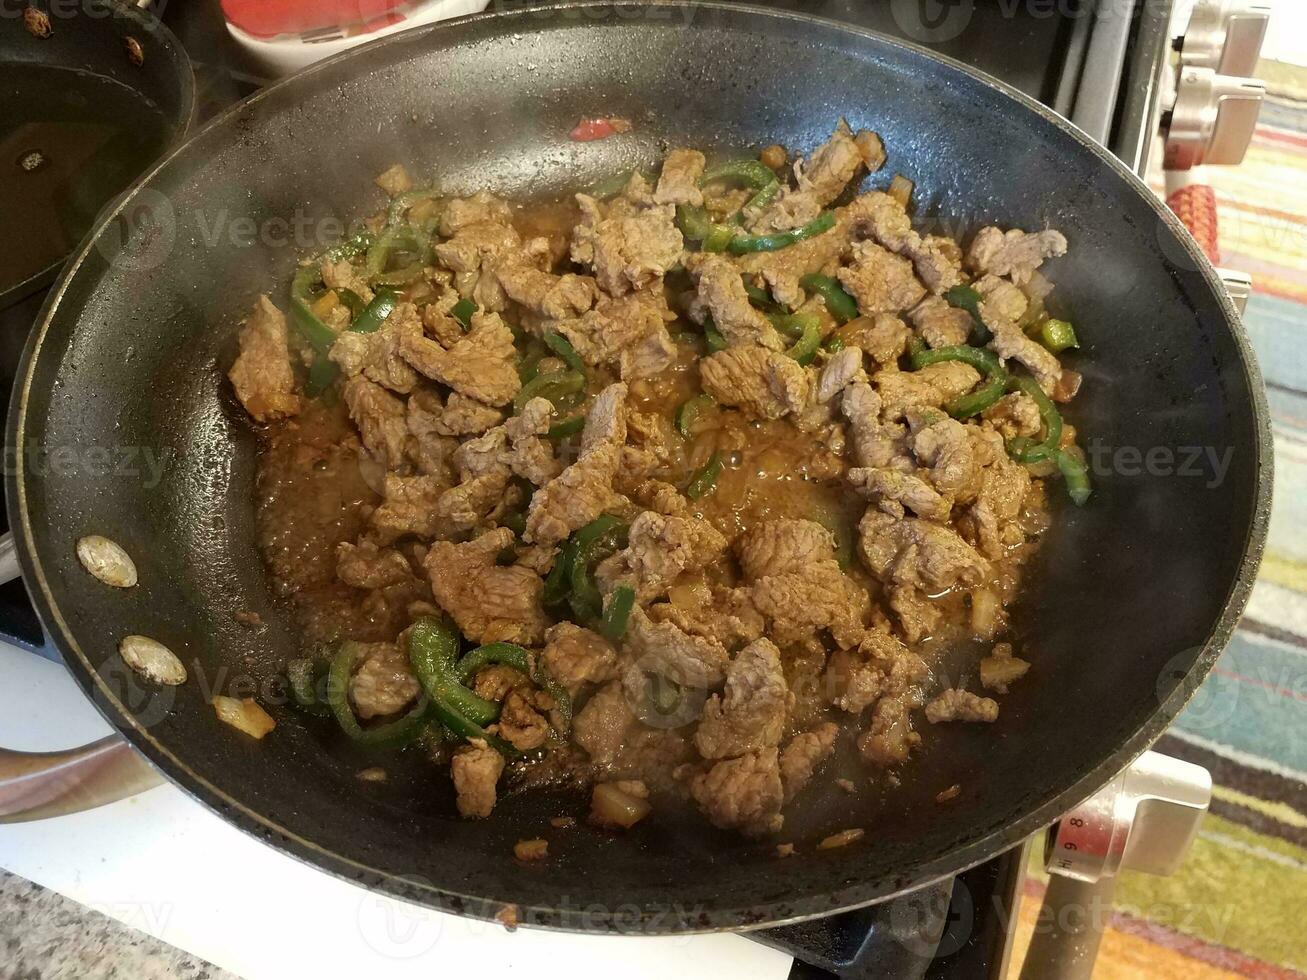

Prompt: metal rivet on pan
[
  {"left": 76, "top": 535, "right": 139, "bottom": 588},
  {"left": 125, "top": 36, "right": 144, "bottom": 67},
  {"left": 119, "top": 635, "right": 187, "bottom": 686}
]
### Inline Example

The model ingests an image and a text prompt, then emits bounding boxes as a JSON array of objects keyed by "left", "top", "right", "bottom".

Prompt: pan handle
[
  {"left": 0, "top": 535, "right": 164, "bottom": 820},
  {"left": 0, "top": 737, "right": 162, "bottom": 823}
]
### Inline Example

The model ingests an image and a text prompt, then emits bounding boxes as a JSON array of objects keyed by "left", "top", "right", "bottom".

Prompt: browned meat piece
[
  {"left": 407, "top": 390, "right": 503, "bottom": 454},
  {"left": 748, "top": 191, "right": 822, "bottom": 236},
  {"left": 541, "top": 622, "right": 618, "bottom": 693},
  {"left": 494, "top": 261, "right": 598, "bottom": 319},
  {"left": 686, "top": 253, "right": 785, "bottom": 350},
  {"left": 548, "top": 288, "right": 675, "bottom": 379},
  {"left": 654, "top": 148, "right": 706, "bottom": 207},
  {"left": 699, "top": 346, "right": 810, "bottom": 420},
  {"left": 422, "top": 298, "right": 467, "bottom": 348},
  {"left": 425, "top": 528, "right": 549, "bottom": 645},
  {"left": 779, "top": 722, "right": 839, "bottom": 801},
  {"left": 336, "top": 539, "right": 413, "bottom": 589},
  {"left": 736, "top": 209, "right": 852, "bottom": 308},
  {"left": 625, "top": 606, "right": 731, "bottom": 688},
  {"left": 619, "top": 326, "right": 677, "bottom": 379},
  {"left": 888, "top": 584, "right": 941, "bottom": 644},
  {"left": 647, "top": 585, "right": 766, "bottom": 650},
  {"left": 474, "top": 664, "right": 527, "bottom": 701},
  {"left": 439, "top": 191, "right": 513, "bottom": 237},
  {"left": 737, "top": 519, "right": 836, "bottom": 580},
  {"left": 572, "top": 680, "right": 637, "bottom": 766},
  {"left": 904, "top": 235, "right": 964, "bottom": 294},
  {"left": 451, "top": 741, "right": 504, "bottom": 818},
  {"left": 342, "top": 375, "right": 408, "bottom": 470},
  {"left": 328, "top": 301, "right": 422, "bottom": 394},
  {"left": 750, "top": 558, "right": 866, "bottom": 648},
  {"left": 966, "top": 226, "right": 1067, "bottom": 285},
  {"left": 595, "top": 511, "right": 728, "bottom": 602},
  {"left": 824, "top": 628, "right": 927, "bottom": 714},
  {"left": 857, "top": 692, "right": 921, "bottom": 766},
  {"left": 875, "top": 361, "right": 981, "bottom": 419},
  {"left": 452, "top": 397, "right": 561, "bottom": 487},
  {"left": 841, "top": 383, "right": 907, "bottom": 469},
  {"left": 838, "top": 314, "right": 910, "bottom": 366},
  {"left": 623, "top": 410, "right": 677, "bottom": 475},
  {"left": 843, "top": 190, "right": 914, "bottom": 251},
  {"left": 801, "top": 120, "right": 884, "bottom": 202},
  {"left": 909, "top": 296, "right": 972, "bottom": 350},
  {"left": 837, "top": 241, "right": 926, "bottom": 315},
  {"left": 349, "top": 642, "right": 420, "bottom": 719},
  {"left": 434, "top": 219, "right": 522, "bottom": 309},
  {"left": 966, "top": 450, "right": 1032, "bottom": 558},
  {"left": 320, "top": 258, "right": 373, "bottom": 304},
  {"left": 970, "top": 275, "right": 1063, "bottom": 395},
  {"left": 497, "top": 689, "right": 553, "bottom": 751},
  {"left": 908, "top": 413, "right": 983, "bottom": 501},
  {"left": 431, "top": 469, "right": 511, "bottom": 535},
  {"left": 689, "top": 748, "right": 784, "bottom": 836},
  {"left": 924, "top": 689, "right": 999, "bottom": 723},
  {"left": 400, "top": 310, "right": 521, "bottom": 406},
  {"left": 973, "top": 273, "right": 1029, "bottom": 324},
  {"left": 816, "top": 346, "right": 867, "bottom": 404},
  {"left": 571, "top": 197, "right": 683, "bottom": 295},
  {"left": 749, "top": 121, "right": 882, "bottom": 233},
  {"left": 738, "top": 520, "right": 865, "bottom": 648},
  {"left": 847, "top": 467, "right": 952, "bottom": 521},
  {"left": 630, "top": 479, "right": 689, "bottom": 516},
  {"left": 523, "top": 442, "right": 624, "bottom": 548},
  {"left": 580, "top": 381, "right": 628, "bottom": 455},
  {"left": 858, "top": 509, "right": 989, "bottom": 593},
  {"left": 695, "top": 639, "right": 791, "bottom": 760},
  {"left": 228, "top": 296, "right": 301, "bottom": 423},
  {"left": 982, "top": 392, "right": 1042, "bottom": 440},
  {"left": 375, "top": 163, "right": 413, "bottom": 196},
  {"left": 980, "top": 643, "right": 1031, "bottom": 693},
  {"left": 369, "top": 474, "right": 446, "bottom": 543}
]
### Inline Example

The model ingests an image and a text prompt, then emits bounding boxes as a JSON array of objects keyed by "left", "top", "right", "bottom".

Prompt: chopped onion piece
[
  {"left": 888, "top": 174, "right": 914, "bottom": 209},
  {"left": 818, "top": 828, "right": 865, "bottom": 850},
  {"left": 212, "top": 696, "right": 276, "bottom": 739},
  {"left": 589, "top": 781, "right": 651, "bottom": 829},
  {"left": 970, "top": 587, "right": 1001, "bottom": 641}
]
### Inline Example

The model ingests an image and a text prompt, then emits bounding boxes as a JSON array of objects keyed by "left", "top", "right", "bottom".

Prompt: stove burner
[{"left": 17, "top": 150, "right": 46, "bottom": 173}]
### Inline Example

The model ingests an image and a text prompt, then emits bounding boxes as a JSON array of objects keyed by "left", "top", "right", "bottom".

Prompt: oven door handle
[{"left": 0, "top": 532, "right": 164, "bottom": 821}]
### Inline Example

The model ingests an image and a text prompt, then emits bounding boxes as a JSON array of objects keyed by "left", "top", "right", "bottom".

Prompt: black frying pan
[
  {"left": 2, "top": 2, "right": 1271, "bottom": 933},
  {"left": 0, "top": 0, "right": 194, "bottom": 309}
]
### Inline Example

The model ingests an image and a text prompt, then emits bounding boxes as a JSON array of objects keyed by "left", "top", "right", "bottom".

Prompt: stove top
[{"left": 0, "top": 1, "right": 1180, "bottom": 977}]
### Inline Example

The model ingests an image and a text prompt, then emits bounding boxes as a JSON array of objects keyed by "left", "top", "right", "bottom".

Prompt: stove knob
[
  {"left": 1180, "top": 0, "right": 1271, "bottom": 78},
  {"left": 1021, "top": 753, "right": 1212, "bottom": 980},
  {"left": 1044, "top": 751, "right": 1211, "bottom": 883},
  {"left": 1165, "top": 67, "right": 1266, "bottom": 169}
]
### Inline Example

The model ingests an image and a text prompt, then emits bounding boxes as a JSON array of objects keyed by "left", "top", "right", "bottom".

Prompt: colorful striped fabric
[{"left": 1011, "top": 59, "right": 1307, "bottom": 977}]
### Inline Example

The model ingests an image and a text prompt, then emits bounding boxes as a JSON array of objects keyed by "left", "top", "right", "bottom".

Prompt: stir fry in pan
[{"left": 227, "top": 120, "right": 1088, "bottom": 838}]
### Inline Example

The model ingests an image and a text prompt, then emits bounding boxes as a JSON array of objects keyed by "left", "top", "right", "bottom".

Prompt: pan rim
[{"left": 5, "top": 0, "right": 1274, "bottom": 934}]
